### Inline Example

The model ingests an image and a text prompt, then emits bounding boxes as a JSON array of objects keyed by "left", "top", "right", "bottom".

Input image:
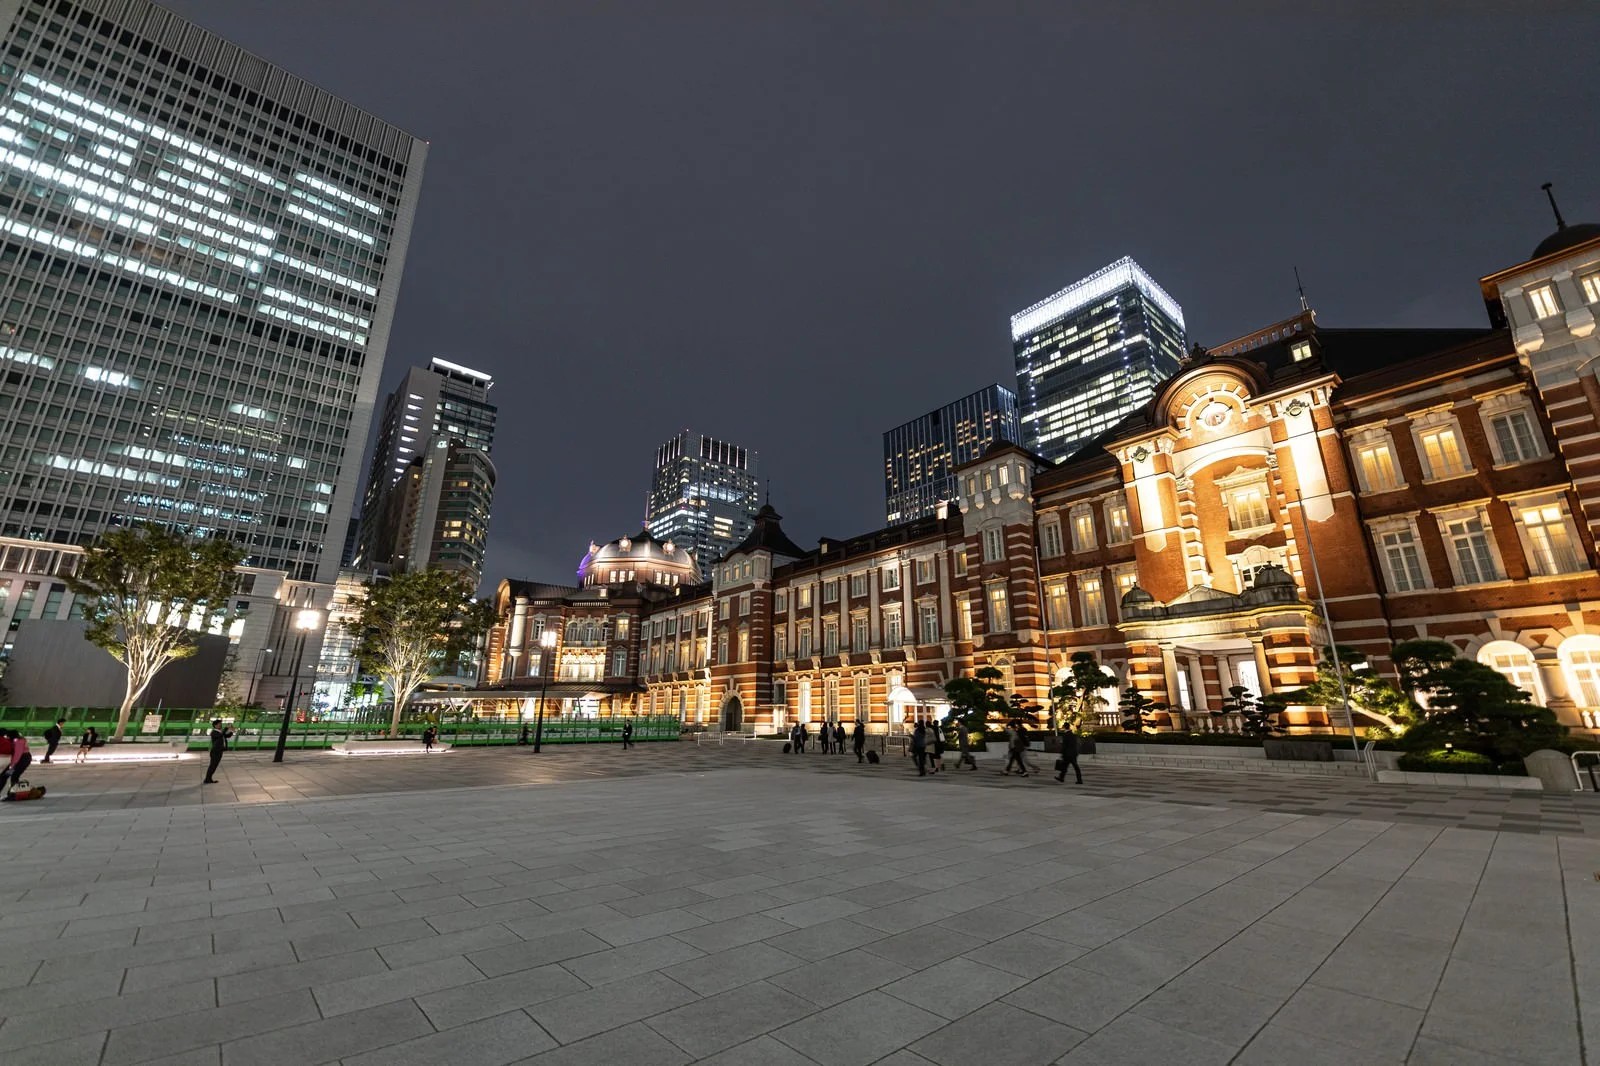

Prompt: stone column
[
  {"left": 1159, "top": 642, "right": 1181, "bottom": 716},
  {"left": 1252, "top": 638, "right": 1274, "bottom": 696},
  {"left": 1533, "top": 647, "right": 1578, "bottom": 720},
  {"left": 506, "top": 596, "right": 528, "bottom": 679}
]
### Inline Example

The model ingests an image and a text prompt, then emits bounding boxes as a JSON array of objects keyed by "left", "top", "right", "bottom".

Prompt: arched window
[
  {"left": 565, "top": 621, "right": 580, "bottom": 642},
  {"left": 1477, "top": 640, "right": 1544, "bottom": 705},
  {"left": 1559, "top": 635, "right": 1600, "bottom": 710}
]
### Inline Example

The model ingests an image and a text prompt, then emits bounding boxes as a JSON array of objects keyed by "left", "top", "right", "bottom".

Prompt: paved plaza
[{"left": 1, "top": 745, "right": 1598, "bottom": 1064}]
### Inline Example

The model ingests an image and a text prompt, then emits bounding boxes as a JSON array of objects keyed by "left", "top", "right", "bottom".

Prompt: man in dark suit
[
  {"left": 203, "top": 719, "right": 233, "bottom": 784},
  {"left": 41, "top": 718, "right": 64, "bottom": 763},
  {"left": 1055, "top": 730, "right": 1082, "bottom": 784}
]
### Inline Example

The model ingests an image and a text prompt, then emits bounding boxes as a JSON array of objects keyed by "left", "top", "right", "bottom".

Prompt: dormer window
[
  {"left": 1528, "top": 284, "right": 1561, "bottom": 320},
  {"left": 1582, "top": 273, "right": 1600, "bottom": 304},
  {"left": 1289, "top": 339, "right": 1312, "bottom": 362}
]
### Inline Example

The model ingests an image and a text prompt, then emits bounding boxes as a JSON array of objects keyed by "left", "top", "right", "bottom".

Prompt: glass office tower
[
  {"left": 0, "top": 0, "right": 427, "bottom": 582},
  {"left": 1013, "top": 256, "right": 1186, "bottom": 463},
  {"left": 646, "top": 430, "right": 760, "bottom": 570},
  {"left": 355, "top": 358, "right": 496, "bottom": 574},
  {"left": 883, "top": 383, "right": 1018, "bottom": 525}
]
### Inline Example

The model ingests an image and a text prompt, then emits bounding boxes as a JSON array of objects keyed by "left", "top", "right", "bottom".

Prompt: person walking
[
  {"left": 41, "top": 718, "right": 64, "bottom": 764},
  {"left": 818, "top": 723, "right": 830, "bottom": 755},
  {"left": 955, "top": 724, "right": 977, "bottom": 770},
  {"left": 202, "top": 719, "right": 233, "bottom": 784},
  {"left": 75, "top": 727, "right": 98, "bottom": 763},
  {"left": 852, "top": 720, "right": 866, "bottom": 763},
  {"left": 1016, "top": 720, "right": 1036, "bottom": 775},
  {"left": 621, "top": 719, "right": 634, "bottom": 749},
  {"left": 796, "top": 721, "right": 809, "bottom": 754},
  {"left": 910, "top": 721, "right": 928, "bottom": 776},
  {"left": 1003, "top": 721, "right": 1029, "bottom": 777},
  {"left": 1055, "top": 729, "right": 1083, "bottom": 784},
  {"left": 5, "top": 730, "right": 32, "bottom": 795},
  {"left": 833, "top": 722, "right": 846, "bottom": 756},
  {"left": 0, "top": 730, "right": 13, "bottom": 794},
  {"left": 421, "top": 725, "right": 436, "bottom": 752},
  {"left": 929, "top": 725, "right": 945, "bottom": 774}
]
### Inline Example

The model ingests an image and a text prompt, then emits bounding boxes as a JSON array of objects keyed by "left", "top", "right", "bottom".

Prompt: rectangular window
[
  {"left": 854, "top": 676, "right": 870, "bottom": 719},
  {"left": 717, "top": 633, "right": 729, "bottom": 664},
  {"left": 914, "top": 557, "right": 934, "bottom": 584},
  {"left": 1491, "top": 411, "right": 1541, "bottom": 464},
  {"left": 982, "top": 527, "right": 1004, "bottom": 562},
  {"left": 958, "top": 597, "right": 973, "bottom": 640},
  {"left": 797, "top": 586, "right": 813, "bottom": 610},
  {"left": 881, "top": 566, "right": 901, "bottom": 591},
  {"left": 852, "top": 615, "right": 869, "bottom": 652},
  {"left": 1039, "top": 523, "right": 1064, "bottom": 558},
  {"left": 1419, "top": 425, "right": 1469, "bottom": 479},
  {"left": 1582, "top": 273, "right": 1600, "bottom": 305},
  {"left": 953, "top": 550, "right": 968, "bottom": 576},
  {"left": 774, "top": 590, "right": 787, "bottom": 614},
  {"left": 849, "top": 573, "right": 868, "bottom": 598},
  {"left": 738, "top": 592, "right": 751, "bottom": 616},
  {"left": 718, "top": 600, "right": 729, "bottom": 620},
  {"left": 1379, "top": 528, "right": 1428, "bottom": 591},
  {"left": 1520, "top": 501, "right": 1582, "bottom": 575},
  {"left": 822, "top": 580, "right": 839, "bottom": 604},
  {"left": 1070, "top": 509, "right": 1096, "bottom": 552},
  {"left": 1444, "top": 515, "right": 1500, "bottom": 585},
  {"left": 1079, "top": 576, "right": 1107, "bottom": 627},
  {"left": 1176, "top": 668, "right": 1193, "bottom": 711},
  {"left": 883, "top": 610, "right": 902, "bottom": 648},
  {"left": 1225, "top": 484, "right": 1272, "bottom": 532},
  {"left": 611, "top": 647, "right": 627, "bottom": 676},
  {"left": 986, "top": 584, "right": 1010, "bottom": 633},
  {"left": 774, "top": 628, "right": 788, "bottom": 660},
  {"left": 1105, "top": 496, "right": 1131, "bottom": 545},
  {"left": 774, "top": 680, "right": 788, "bottom": 708},
  {"left": 1528, "top": 284, "right": 1560, "bottom": 319},
  {"left": 1114, "top": 566, "right": 1139, "bottom": 600},
  {"left": 737, "top": 627, "right": 749, "bottom": 662},
  {"left": 918, "top": 603, "right": 939, "bottom": 644},
  {"left": 797, "top": 624, "right": 812, "bottom": 658},
  {"left": 1355, "top": 441, "right": 1401, "bottom": 492},
  {"left": 823, "top": 619, "right": 839, "bottom": 656},
  {"left": 1047, "top": 582, "right": 1071, "bottom": 629},
  {"left": 824, "top": 677, "right": 840, "bottom": 722}
]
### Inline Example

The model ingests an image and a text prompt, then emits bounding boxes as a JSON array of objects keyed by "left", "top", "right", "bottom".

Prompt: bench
[{"left": 331, "top": 740, "right": 452, "bottom": 756}]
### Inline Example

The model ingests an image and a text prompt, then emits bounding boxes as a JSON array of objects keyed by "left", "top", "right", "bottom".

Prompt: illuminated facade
[
  {"left": 883, "top": 382, "right": 1018, "bottom": 525},
  {"left": 355, "top": 358, "right": 496, "bottom": 576},
  {"left": 481, "top": 232, "right": 1600, "bottom": 739},
  {"left": 0, "top": 0, "right": 427, "bottom": 583},
  {"left": 645, "top": 430, "right": 760, "bottom": 569},
  {"left": 1014, "top": 256, "right": 1187, "bottom": 464}
]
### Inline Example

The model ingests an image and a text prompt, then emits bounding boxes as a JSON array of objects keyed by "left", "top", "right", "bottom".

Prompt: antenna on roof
[
  {"left": 764, "top": 479, "right": 770, "bottom": 506},
  {"left": 1542, "top": 182, "right": 1568, "bottom": 230},
  {"left": 1294, "top": 266, "right": 1310, "bottom": 313}
]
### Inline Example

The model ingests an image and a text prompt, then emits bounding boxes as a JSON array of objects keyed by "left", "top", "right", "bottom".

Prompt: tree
[
  {"left": 65, "top": 524, "right": 244, "bottom": 740},
  {"left": 1120, "top": 685, "right": 1165, "bottom": 733},
  {"left": 1391, "top": 639, "right": 1459, "bottom": 701},
  {"left": 349, "top": 569, "right": 499, "bottom": 738},
  {"left": 1049, "top": 652, "right": 1118, "bottom": 733},
  {"left": 943, "top": 666, "right": 1009, "bottom": 739},
  {"left": 1399, "top": 650, "right": 1564, "bottom": 762},
  {"left": 1265, "top": 646, "right": 1416, "bottom": 736},
  {"left": 1219, "top": 685, "right": 1280, "bottom": 738}
]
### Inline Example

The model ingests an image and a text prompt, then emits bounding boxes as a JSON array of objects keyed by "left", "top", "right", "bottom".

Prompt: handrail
[{"left": 1571, "top": 750, "right": 1600, "bottom": 791}]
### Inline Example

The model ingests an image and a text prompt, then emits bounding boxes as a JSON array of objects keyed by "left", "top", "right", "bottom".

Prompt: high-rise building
[
  {"left": 883, "top": 383, "right": 1018, "bottom": 525},
  {"left": 1013, "top": 256, "right": 1187, "bottom": 463},
  {"left": 0, "top": 0, "right": 427, "bottom": 583},
  {"left": 355, "top": 358, "right": 496, "bottom": 574},
  {"left": 645, "top": 430, "right": 759, "bottom": 570}
]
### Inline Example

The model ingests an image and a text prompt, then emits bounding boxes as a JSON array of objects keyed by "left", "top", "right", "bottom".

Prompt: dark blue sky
[{"left": 166, "top": 1, "right": 1600, "bottom": 587}]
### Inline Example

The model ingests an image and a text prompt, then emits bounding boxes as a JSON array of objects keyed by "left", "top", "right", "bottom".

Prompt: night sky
[{"left": 165, "top": 2, "right": 1600, "bottom": 589}]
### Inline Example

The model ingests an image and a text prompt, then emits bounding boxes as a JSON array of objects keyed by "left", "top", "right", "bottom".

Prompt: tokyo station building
[{"left": 482, "top": 223, "right": 1600, "bottom": 737}]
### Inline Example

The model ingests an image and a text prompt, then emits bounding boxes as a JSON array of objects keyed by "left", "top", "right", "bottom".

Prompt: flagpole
[{"left": 1295, "top": 491, "right": 1365, "bottom": 773}]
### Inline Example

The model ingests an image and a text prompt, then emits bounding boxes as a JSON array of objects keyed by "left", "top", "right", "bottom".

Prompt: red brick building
[{"left": 484, "top": 228, "right": 1600, "bottom": 736}]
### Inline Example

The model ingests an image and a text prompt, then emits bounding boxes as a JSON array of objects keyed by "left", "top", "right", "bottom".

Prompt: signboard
[{"left": 140, "top": 714, "right": 162, "bottom": 734}]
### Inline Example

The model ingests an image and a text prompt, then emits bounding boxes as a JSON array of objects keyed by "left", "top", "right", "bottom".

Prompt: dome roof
[
  {"left": 1532, "top": 222, "right": 1600, "bottom": 260},
  {"left": 1119, "top": 585, "right": 1156, "bottom": 606},
  {"left": 1251, "top": 563, "right": 1295, "bottom": 587},
  {"left": 577, "top": 530, "right": 701, "bottom": 587}
]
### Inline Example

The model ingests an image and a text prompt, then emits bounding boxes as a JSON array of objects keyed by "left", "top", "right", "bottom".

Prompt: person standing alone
[
  {"left": 202, "top": 719, "right": 233, "bottom": 785},
  {"left": 622, "top": 719, "right": 634, "bottom": 749},
  {"left": 910, "top": 721, "right": 928, "bottom": 776},
  {"left": 41, "top": 718, "right": 64, "bottom": 763},
  {"left": 852, "top": 720, "right": 866, "bottom": 763}
]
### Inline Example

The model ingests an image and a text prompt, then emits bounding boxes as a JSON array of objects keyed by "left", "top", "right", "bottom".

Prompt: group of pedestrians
[{"left": 787, "top": 720, "right": 850, "bottom": 755}]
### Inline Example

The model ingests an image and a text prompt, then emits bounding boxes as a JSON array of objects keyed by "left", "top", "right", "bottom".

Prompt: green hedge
[{"left": 1395, "top": 749, "right": 1519, "bottom": 775}]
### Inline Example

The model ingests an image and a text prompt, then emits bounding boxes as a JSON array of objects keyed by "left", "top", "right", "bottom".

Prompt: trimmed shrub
[{"left": 1396, "top": 749, "right": 1498, "bottom": 774}]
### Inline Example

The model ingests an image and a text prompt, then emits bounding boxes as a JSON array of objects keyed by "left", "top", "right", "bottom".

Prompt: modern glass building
[
  {"left": 883, "top": 382, "right": 1018, "bottom": 525},
  {"left": 355, "top": 357, "right": 496, "bottom": 575},
  {"left": 1013, "top": 256, "right": 1186, "bottom": 463},
  {"left": 0, "top": 0, "right": 426, "bottom": 582},
  {"left": 645, "top": 430, "right": 760, "bottom": 571}
]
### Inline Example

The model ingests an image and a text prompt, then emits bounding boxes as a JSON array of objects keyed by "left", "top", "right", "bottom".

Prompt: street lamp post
[
  {"left": 534, "top": 629, "right": 558, "bottom": 753},
  {"left": 274, "top": 609, "right": 324, "bottom": 764}
]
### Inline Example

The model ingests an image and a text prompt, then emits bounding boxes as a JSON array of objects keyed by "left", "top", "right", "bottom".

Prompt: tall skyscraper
[
  {"left": 883, "top": 383, "right": 1018, "bottom": 525},
  {"left": 1013, "top": 256, "right": 1186, "bottom": 463},
  {"left": 0, "top": 0, "right": 427, "bottom": 583},
  {"left": 356, "top": 358, "right": 496, "bottom": 576},
  {"left": 645, "top": 430, "right": 760, "bottom": 570}
]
